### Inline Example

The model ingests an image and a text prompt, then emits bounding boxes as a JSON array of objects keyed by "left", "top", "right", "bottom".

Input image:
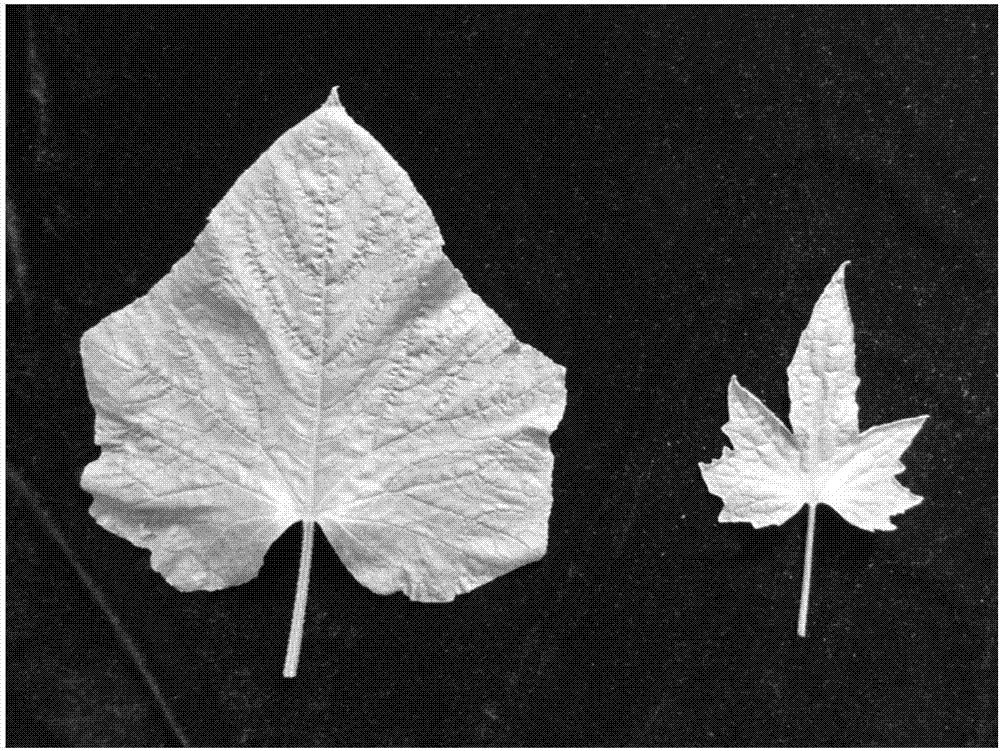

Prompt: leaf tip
[
  {"left": 829, "top": 259, "right": 851, "bottom": 290},
  {"left": 325, "top": 85, "right": 342, "bottom": 108},
  {"left": 831, "top": 259, "right": 851, "bottom": 283},
  {"left": 717, "top": 509, "right": 739, "bottom": 524},
  {"left": 726, "top": 374, "right": 743, "bottom": 402}
]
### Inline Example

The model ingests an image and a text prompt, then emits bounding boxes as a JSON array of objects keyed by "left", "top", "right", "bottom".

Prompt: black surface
[{"left": 6, "top": 6, "right": 997, "bottom": 747}]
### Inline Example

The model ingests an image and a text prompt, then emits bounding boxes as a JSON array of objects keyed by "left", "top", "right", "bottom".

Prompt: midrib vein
[{"left": 308, "top": 124, "right": 333, "bottom": 520}]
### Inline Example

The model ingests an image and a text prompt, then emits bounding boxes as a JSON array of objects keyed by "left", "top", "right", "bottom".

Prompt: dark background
[{"left": 6, "top": 5, "right": 997, "bottom": 747}]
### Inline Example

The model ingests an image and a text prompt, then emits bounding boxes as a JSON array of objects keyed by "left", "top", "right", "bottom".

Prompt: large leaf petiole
[{"left": 283, "top": 520, "right": 315, "bottom": 677}]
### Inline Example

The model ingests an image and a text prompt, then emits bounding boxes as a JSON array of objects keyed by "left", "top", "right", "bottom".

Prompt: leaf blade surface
[
  {"left": 81, "top": 87, "right": 567, "bottom": 603},
  {"left": 698, "top": 260, "right": 928, "bottom": 635}
]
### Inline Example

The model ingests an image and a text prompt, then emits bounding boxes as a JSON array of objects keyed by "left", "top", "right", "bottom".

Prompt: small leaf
[
  {"left": 80, "top": 87, "right": 568, "bottom": 675},
  {"left": 699, "top": 261, "right": 928, "bottom": 636}
]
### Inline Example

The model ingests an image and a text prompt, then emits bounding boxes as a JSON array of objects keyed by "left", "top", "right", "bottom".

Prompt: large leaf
[{"left": 80, "top": 87, "right": 567, "bottom": 674}]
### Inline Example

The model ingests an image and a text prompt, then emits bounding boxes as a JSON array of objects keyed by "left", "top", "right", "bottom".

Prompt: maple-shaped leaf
[
  {"left": 699, "top": 261, "right": 928, "bottom": 636},
  {"left": 80, "top": 87, "right": 567, "bottom": 676}
]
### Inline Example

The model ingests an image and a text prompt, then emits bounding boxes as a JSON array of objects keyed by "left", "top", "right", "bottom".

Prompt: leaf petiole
[
  {"left": 796, "top": 503, "right": 817, "bottom": 637},
  {"left": 283, "top": 520, "right": 315, "bottom": 677}
]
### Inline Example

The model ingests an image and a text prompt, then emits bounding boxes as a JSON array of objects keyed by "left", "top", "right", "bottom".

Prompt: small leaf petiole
[{"left": 796, "top": 503, "right": 817, "bottom": 637}]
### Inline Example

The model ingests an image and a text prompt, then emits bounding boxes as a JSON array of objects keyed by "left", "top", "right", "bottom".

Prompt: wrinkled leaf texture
[{"left": 81, "top": 87, "right": 567, "bottom": 603}]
